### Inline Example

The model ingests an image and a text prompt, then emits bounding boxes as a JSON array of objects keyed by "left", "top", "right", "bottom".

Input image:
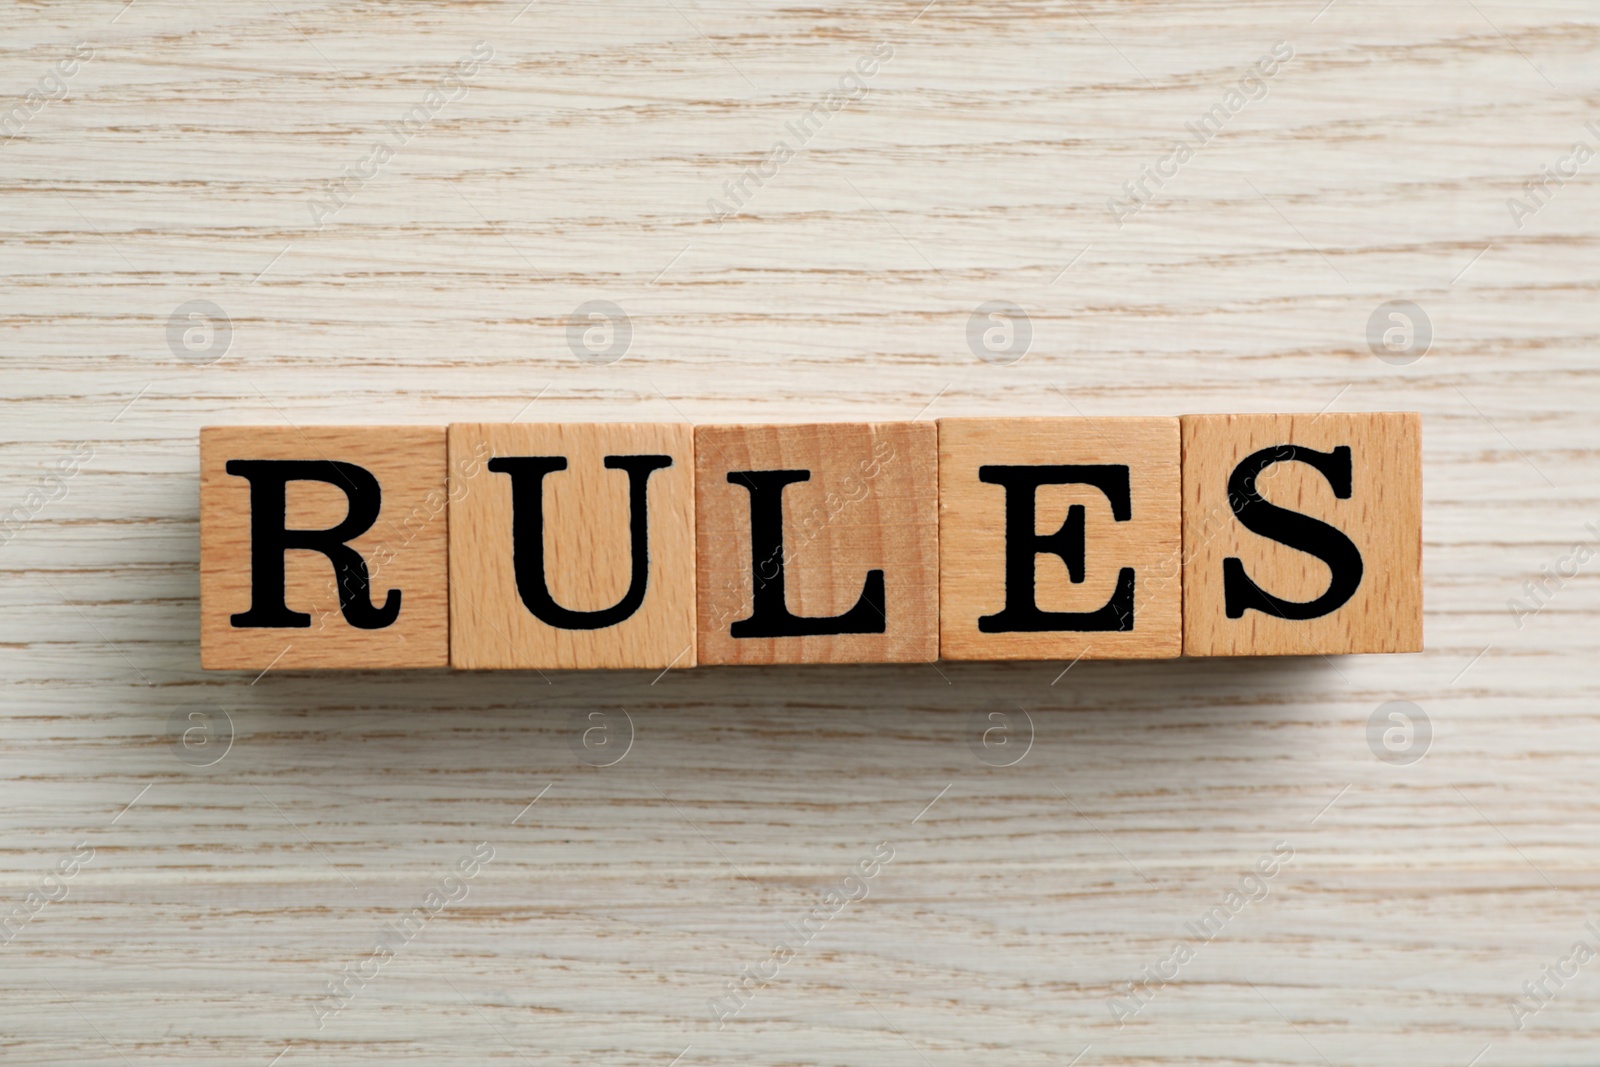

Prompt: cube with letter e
[{"left": 939, "top": 417, "right": 1183, "bottom": 661}]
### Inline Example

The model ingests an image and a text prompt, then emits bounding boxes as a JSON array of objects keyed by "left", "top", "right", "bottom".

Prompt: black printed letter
[
  {"left": 226, "top": 459, "right": 400, "bottom": 630},
  {"left": 727, "top": 469, "right": 885, "bottom": 638},
  {"left": 489, "top": 454, "right": 672, "bottom": 630},
  {"left": 977, "top": 464, "right": 1134, "bottom": 633},
  {"left": 1222, "top": 444, "right": 1363, "bottom": 620}
]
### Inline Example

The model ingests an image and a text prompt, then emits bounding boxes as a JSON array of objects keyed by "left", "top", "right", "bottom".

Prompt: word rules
[{"left": 199, "top": 414, "right": 1423, "bottom": 670}]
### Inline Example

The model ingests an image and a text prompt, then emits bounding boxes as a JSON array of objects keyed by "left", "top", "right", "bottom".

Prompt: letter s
[{"left": 1221, "top": 445, "right": 1364, "bottom": 621}]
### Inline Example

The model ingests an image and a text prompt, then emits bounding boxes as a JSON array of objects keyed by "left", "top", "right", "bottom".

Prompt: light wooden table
[{"left": 3, "top": 1, "right": 1597, "bottom": 1064}]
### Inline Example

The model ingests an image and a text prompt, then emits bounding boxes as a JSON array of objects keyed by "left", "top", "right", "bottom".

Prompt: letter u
[{"left": 488, "top": 454, "right": 672, "bottom": 629}]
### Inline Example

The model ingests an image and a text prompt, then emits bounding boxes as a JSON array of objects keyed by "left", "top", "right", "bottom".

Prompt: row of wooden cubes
[{"left": 200, "top": 413, "right": 1422, "bottom": 670}]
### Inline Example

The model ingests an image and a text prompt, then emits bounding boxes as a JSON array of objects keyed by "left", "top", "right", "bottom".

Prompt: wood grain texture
[
  {"left": 199, "top": 425, "right": 449, "bottom": 670},
  {"left": 1182, "top": 412, "right": 1423, "bottom": 656},
  {"left": 696, "top": 422, "right": 938, "bottom": 664},
  {"left": 939, "top": 416, "right": 1183, "bottom": 660},
  {"left": 448, "top": 422, "right": 695, "bottom": 670},
  {"left": 3, "top": 0, "right": 1599, "bottom": 1064}
]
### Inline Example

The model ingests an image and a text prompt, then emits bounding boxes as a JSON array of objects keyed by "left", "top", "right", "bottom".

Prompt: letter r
[{"left": 226, "top": 459, "right": 400, "bottom": 629}]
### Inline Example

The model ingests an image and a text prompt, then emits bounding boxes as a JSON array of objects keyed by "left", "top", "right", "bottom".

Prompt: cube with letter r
[{"left": 200, "top": 426, "right": 449, "bottom": 670}]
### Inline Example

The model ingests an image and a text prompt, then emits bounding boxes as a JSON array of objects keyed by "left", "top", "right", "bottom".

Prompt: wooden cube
[
  {"left": 695, "top": 422, "right": 939, "bottom": 664},
  {"left": 448, "top": 423, "right": 696, "bottom": 670},
  {"left": 200, "top": 426, "right": 449, "bottom": 670},
  {"left": 1181, "top": 412, "right": 1422, "bottom": 656},
  {"left": 938, "top": 417, "right": 1183, "bottom": 661}
]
